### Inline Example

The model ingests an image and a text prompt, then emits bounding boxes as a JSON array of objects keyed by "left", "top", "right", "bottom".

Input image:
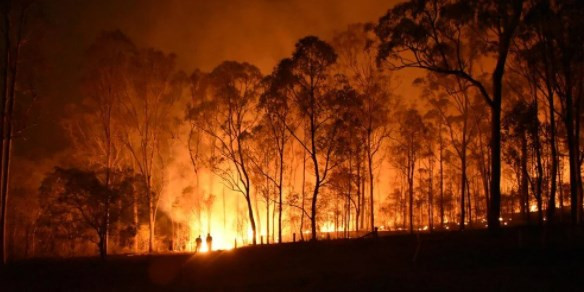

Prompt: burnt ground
[{"left": 2, "top": 226, "right": 584, "bottom": 291}]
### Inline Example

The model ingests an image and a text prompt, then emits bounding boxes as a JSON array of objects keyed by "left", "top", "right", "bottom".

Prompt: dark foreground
[{"left": 2, "top": 227, "right": 584, "bottom": 291}]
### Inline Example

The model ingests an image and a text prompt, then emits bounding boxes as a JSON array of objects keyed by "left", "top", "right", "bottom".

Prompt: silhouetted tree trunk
[
  {"left": 278, "top": 139, "right": 284, "bottom": 243},
  {"left": 428, "top": 154, "right": 434, "bottom": 231},
  {"left": 460, "top": 153, "right": 466, "bottom": 230},
  {"left": 367, "top": 149, "right": 374, "bottom": 231},
  {"left": 439, "top": 127, "right": 444, "bottom": 228},
  {"left": 0, "top": 1, "right": 11, "bottom": 265},
  {"left": 300, "top": 150, "right": 306, "bottom": 241},
  {"left": 0, "top": 0, "right": 27, "bottom": 263},
  {"left": 541, "top": 25, "right": 558, "bottom": 224},
  {"left": 562, "top": 73, "right": 579, "bottom": 225},
  {"left": 521, "top": 133, "right": 530, "bottom": 222},
  {"left": 533, "top": 102, "right": 544, "bottom": 226},
  {"left": 487, "top": 0, "right": 524, "bottom": 229},
  {"left": 407, "top": 147, "right": 415, "bottom": 234}
]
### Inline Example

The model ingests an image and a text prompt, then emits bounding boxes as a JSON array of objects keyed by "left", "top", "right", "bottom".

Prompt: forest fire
[
  {"left": 187, "top": 232, "right": 234, "bottom": 253},
  {"left": 2, "top": 0, "right": 584, "bottom": 290}
]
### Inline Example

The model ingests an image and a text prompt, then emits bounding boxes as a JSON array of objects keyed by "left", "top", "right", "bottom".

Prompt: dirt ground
[{"left": 2, "top": 226, "right": 584, "bottom": 291}]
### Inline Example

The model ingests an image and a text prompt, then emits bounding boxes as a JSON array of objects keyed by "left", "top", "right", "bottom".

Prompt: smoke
[
  {"left": 17, "top": 0, "right": 403, "bottom": 161},
  {"left": 135, "top": 0, "right": 400, "bottom": 73},
  {"left": 157, "top": 122, "right": 245, "bottom": 249}
]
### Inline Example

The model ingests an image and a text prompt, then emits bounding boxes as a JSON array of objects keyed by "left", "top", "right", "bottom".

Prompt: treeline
[{"left": 2, "top": 0, "right": 584, "bottom": 260}]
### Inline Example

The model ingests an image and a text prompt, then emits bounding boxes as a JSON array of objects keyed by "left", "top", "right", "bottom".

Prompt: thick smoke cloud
[{"left": 20, "top": 0, "right": 399, "bottom": 160}]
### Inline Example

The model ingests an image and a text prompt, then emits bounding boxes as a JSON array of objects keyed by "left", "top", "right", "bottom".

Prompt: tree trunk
[
  {"left": 520, "top": 134, "right": 529, "bottom": 221},
  {"left": 264, "top": 157, "right": 270, "bottom": 244},
  {"left": 460, "top": 153, "right": 466, "bottom": 231},
  {"left": 563, "top": 87, "right": 579, "bottom": 225},
  {"left": 349, "top": 154, "right": 355, "bottom": 232},
  {"left": 103, "top": 170, "right": 111, "bottom": 258},
  {"left": 368, "top": 143, "right": 375, "bottom": 232},
  {"left": 428, "top": 157, "right": 434, "bottom": 231},
  {"left": 300, "top": 152, "right": 305, "bottom": 241},
  {"left": 0, "top": 5, "right": 9, "bottom": 265},
  {"left": 575, "top": 71, "right": 583, "bottom": 224},
  {"left": 439, "top": 131, "right": 444, "bottom": 228},
  {"left": 559, "top": 155, "right": 564, "bottom": 222},
  {"left": 0, "top": 36, "right": 16, "bottom": 264},
  {"left": 98, "top": 232, "right": 106, "bottom": 260},
  {"left": 487, "top": 93, "right": 502, "bottom": 231},
  {"left": 354, "top": 155, "right": 359, "bottom": 231},
  {"left": 266, "top": 192, "right": 269, "bottom": 244},
  {"left": 271, "top": 194, "right": 275, "bottom": 243},
  {"left": 309, "top": 80, "right": 320, "bottom": 242},
  {"left": 534, "top": 116, "right": 544, "bottom": 226},
  {"left": 408, "top": 155, "right": 414, "bottom": 234},
  {"left": 544, "top": 49, "right": 558, "bottom": 224},
  {"left": 133, "top": 191, "right": 138, "bottom": 251},
  {"left": 0, "top": 116, "right": 11, "bottom": 265},
  {"left": 147, "top": 182, "right": 154, "bottom": 253},
  {"left": 278, "top": 142, "right": 284, "bottom": 243},
  {"left": 245, "top": 191, "right": 257, "bottom": 245},
  {"left": 487, "top": 3, "right": 521, "bottom": 231},
  {"left": 311, "top": 182, "right": 319, "bottom": 241},
  {"left": 467, "top": 177, "right": 472, "bottom": 225}
]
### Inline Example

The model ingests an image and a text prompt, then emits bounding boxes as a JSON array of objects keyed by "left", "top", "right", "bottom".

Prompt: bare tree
[
  {"left": 332, "top": 24, "right": 393, "bottom": 232},
  {"left": 62, "top": 31, "right": 136, "bottom": 256},
  {"left": 257, "top": 60, "right": 294, "bottom": 243},
  {"left": 421, "top": 75, "right": 477, "bottom": 230},
  {"left": 278, "top": 36, "right": 340, "bottom": 240},
  {"left": 0, "top": 0, "right": 42, "bottom": 263},
  {"left": 120, "top": 48, "right": 180, "bottom": 253},
  {"left": 391, "top": 108, "right": 427, "bottom": 233},
  {"left": 187, "top": 61, "right": 263, "bottom": 245}
]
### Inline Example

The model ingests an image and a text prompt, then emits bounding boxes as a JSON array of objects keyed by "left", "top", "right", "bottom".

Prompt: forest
[{"left": 0, "top": 0, "right": 583, "bottom": 266}]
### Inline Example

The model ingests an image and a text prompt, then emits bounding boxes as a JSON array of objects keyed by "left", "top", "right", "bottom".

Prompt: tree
[
  {"left": 515, "top": 0, "right": 560, "bottom": 224},
  {"left": 38, "top": 167, "right": 139, "bottom": 259},
  {"left": 187, "top": 61, "right": 263, "bottom": 245},
  {"left": 376, "top": 0, "right": 525, "bottom": 231},
  {"left": 328, "top": 79, "right": 364, "bottom": 233},
  {"left": 332, "top": 24, "right": 393, "bottom": 232},
  {"left": 63, "top": 30, "right": 136, "bottom": 256},
  {"left": 525, "top": 0, "right": 584, "bottom": 224},
  {"left": 420, "top": 75, "right": 478, "bottom": 230},
  {"left": 502, "top": 100, "right": 541, "bottom": 223},
  {"left": 120, "top": 47, "right": 180, "bottom": 252},
  {"left": 258, "top": 59, "right": 293, "bottom": 243},
  {"left": 278, "top": 36, "right": 340, "bottom": 240},
  {"left": 391, "top": 108, "right": 427, "bottom": 233},
  {"left": 0, "top": 0, "right": 43, "bottom": 264}
]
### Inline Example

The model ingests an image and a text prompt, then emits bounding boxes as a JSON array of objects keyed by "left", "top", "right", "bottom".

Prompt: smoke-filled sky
[
  {"left": 22, "top": 0, "right": 401, "bottom": 160},
  {"left": 50, "top": 0, "right": 398, "bottom": 73}
]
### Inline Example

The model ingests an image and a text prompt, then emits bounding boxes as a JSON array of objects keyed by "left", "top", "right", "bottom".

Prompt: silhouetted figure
[
  {"left": 206, "top": 233, "right": 213, "bottom": 251},
  {"left": 195, "top": 235, "right": 202, "bottom": 253}
]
